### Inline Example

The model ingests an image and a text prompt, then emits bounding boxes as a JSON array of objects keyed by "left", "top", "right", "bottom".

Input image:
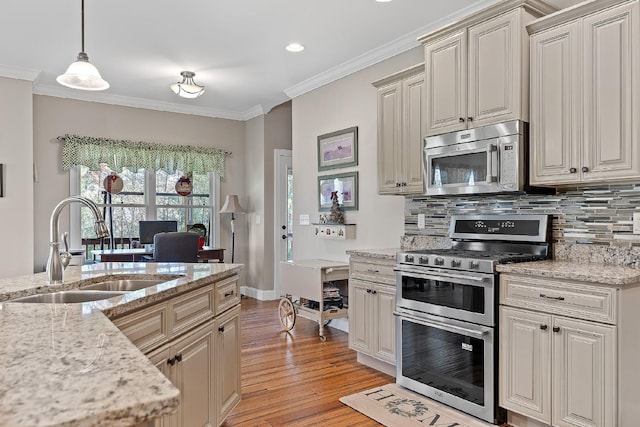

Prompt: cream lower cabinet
[
  {"left": 348, "top": 256, "right": 396, "bottom": 372},
  {"left": 499, "top": 273, "right": 622, "bottom": 427},
  {"left": 529, "top": 0, "right": 640, "bottom": 185},
  {"left": 112, "top": 274, "right": 241, "bottom": 427}
]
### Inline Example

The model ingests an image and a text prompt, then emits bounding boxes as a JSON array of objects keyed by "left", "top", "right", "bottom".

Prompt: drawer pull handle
[
  {"left": 540, "top": 324, "right": 548, "bottom": 330},
  {"left": 224, "top": 290, "right": 235, "bottom": 297},
  {"left": 218, "top": 326, "right": 225, "bottom": 333},
  {"left": 371, "top": 290, "right": 377, "bottom": 295},
  {"left": 553, "top": 326, "right": 560, "bottom": 333},
  {"left": 174, "top": 353, "right": 183, "bottom": 363},
  {"left": 167, "top": 357, "right": 176, "bottom": 366},
  {"left": 539, "top": 293, "right": 564, "bottom": 301},
  {"left": 366, "top": 289, "right": 372, "bottom": 293},
  {"left": 366, "top": 269, "right": 379, "bottom": 273}
]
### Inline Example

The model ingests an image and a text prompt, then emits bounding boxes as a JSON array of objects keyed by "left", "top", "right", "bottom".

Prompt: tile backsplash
[{"left": 404, "top": 183, "right": 640, "bottom": 265}]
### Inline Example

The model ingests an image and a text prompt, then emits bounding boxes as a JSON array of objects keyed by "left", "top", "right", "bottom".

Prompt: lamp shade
[
  {"left": 219, "top": 195, "right": 245, "bottom": 214},
  {"left": 56, "top": 53, "right": 110, "bottom": 90}
]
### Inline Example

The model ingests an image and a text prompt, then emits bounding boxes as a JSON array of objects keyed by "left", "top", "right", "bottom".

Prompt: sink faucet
[{"left": 46, "top": 195, "right": 110, "bottom": 284}]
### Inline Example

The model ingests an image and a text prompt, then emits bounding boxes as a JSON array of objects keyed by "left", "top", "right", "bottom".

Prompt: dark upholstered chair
[{"left": 151, "top": 231, "right": 200, "bottom": 262}]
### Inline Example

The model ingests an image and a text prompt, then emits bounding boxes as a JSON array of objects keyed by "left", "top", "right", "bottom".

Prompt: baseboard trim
[
  {"left": 356, "top": 352, "right": 396, "bottom": 377},
  {"left": 241, "top": 286, "right": 278, "bottom": 301}
]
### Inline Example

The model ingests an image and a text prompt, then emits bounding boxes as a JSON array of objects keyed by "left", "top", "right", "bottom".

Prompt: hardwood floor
[{"left": 222, "top": 297, "right": 394, "bottom": 426}]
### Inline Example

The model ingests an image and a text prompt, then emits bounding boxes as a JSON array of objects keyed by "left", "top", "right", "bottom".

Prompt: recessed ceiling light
[{"left": 286, "top": 43, "right": 304, "bottom": 53}]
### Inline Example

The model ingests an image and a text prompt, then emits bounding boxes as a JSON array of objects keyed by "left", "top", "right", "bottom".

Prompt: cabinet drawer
[
  {"left": 169, "top": 284, "right": 214, "bottom": 337},
  {"left": 350, "top": 258, "right": 396, "bottom": 285},
  {"left": 500, "top": 274, "right": 617, "bottom": 324},
  {"left": 215, "top": 275, "right": 240, "bottom": 315},
  {"left": 113, "top": 303, "right": 169, "bottom": 353}
]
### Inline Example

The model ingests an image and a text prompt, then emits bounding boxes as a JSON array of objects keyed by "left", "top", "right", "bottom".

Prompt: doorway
[{"left": 274, "top": 149, "right": 293, "bottom": 298}]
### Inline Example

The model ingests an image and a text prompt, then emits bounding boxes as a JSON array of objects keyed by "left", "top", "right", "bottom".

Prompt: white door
[{"left": 274, "top": 149, "right": 292, "bottom": 298}]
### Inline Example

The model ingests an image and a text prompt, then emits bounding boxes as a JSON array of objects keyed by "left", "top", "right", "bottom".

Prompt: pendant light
[
  {"left": 170, "top": 71, "right": 205, "bottom": 99},
  {"left": 56, "top": 0, "right": 109, "bottom": 91}
]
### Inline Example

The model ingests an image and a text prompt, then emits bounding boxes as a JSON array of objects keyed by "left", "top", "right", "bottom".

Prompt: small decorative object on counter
[{"left": 327, "top": 191, "right": 345, "bottom": 224}]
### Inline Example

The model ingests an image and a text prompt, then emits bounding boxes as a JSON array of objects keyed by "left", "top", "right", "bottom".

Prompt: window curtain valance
[{"left": 60, "top": 134, "right": 230, "bottom": 177}]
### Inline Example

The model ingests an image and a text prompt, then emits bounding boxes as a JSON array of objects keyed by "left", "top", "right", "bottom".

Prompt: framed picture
[
  {"left": 318, "top": 172, "right": 358, "bottom": 211},
  {"left": 317, "top": 126, "right": 358, "bottom": 171}
]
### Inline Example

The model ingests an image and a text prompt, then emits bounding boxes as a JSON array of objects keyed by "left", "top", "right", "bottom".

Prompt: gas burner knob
[
  {"left": 469, "top": 260, "right": 480, "bottom": 270},
  {"left": 419, "top": 256, "right": 429, "bottom": 265},
  {"left": 405, "top": 255, "right": 415, "bottom": 263},
  {"left": 451, "top": 259, "right": 461, "bottom": 268},
  {"left": 434, "top": 257, "right": 445, "bottom": 266}
]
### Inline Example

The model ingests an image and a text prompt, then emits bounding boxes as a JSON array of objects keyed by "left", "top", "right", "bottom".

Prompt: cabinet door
[
  {"left": 529, "top": 21, "right": 581, "bottom": 185},
  {"left": 216, "top": 305, "right": 241, "bottom": 424},
  {"left": 401, "top": 72, "right": 425, "bottom": 194},
  {"left": 424, "top": 30, "right": 467, "bottom": 136},
  {"left": 148, "top": 347, "right": 178, "bottom": 427},
  {"left": 377, "top": 81, "right": 402, "bottom": 193},
  {"left": 499, "top": 307, "right": 552, "bottom": 424},
  {"left": 582, "top": 1, "right": 640, "bottom": 182},
  {"left": 348, "top": 279, "right": 372, "bottom": 353},
  {"left": 552, "top": 317, "right": 616, "bottom": 427},
  {"left": 468, "top": 9, "right": 521, "bottom": 127},
  {"left": 173, "top": 321, "right": 216, "bottom": 427},
  {"left": 372, "top": 284, "right": 396, "bottom": 364}
]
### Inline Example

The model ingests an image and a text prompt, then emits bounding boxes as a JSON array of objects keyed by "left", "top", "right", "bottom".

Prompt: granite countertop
[
  {"left": 345, "top": 248, "right": 400, "bottom": 260},
  {"left": 496, "top": 260, "right": 640, "bottom": 287},
  {"left": 0, "top": 262, "right": 243, "bottom": 427}
]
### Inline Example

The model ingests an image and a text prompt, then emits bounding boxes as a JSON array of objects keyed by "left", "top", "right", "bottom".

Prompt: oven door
[
  {"left": 395, "top": 307, "right": 498, "bottom": 423},
  {"left": 396, "top": 266, "right": 495, "bottom": 326},
  {"left": 424, "top": 139, "right": 499, "bottom": 195}
]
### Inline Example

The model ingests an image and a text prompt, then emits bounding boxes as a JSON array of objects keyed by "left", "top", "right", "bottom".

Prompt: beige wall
[
  {"left": 0, "top": 77, "right": 34, "bottom": 278},
  {"left": 33, "top": 96, "right": 245, "bottom": 272},
  {"left": 244, "top": 102, "right": 292, "bottom": 294},
  {"left": 291, "top": 47, "right": 424, "bottom": 261}
]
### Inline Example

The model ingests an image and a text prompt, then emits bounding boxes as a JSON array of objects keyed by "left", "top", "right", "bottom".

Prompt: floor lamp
[{"left": 219, "top": 195, "right": 245, "bottom": 263}]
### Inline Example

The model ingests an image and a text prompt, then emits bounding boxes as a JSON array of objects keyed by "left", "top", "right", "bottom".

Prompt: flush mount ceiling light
[
  {"left": 285, "top": 43, "right": 304, "bottom": 53},
  {"left": 170, "top": 71, "right": 205, "bottom": 99},
  {"left": 56, "top": 0, "right": 109, "bottom": 91}
]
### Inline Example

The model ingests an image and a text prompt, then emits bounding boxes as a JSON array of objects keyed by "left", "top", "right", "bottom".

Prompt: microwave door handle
[
  {"left": 486, "top": 144, "right": 498, "bottom": 182},
  {"left": 394, "top": 310, "right": 489, "bottom": 338}
]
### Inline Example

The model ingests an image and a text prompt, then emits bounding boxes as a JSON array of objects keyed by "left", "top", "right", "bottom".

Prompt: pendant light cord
[{"left": 80, "top": 0, "right": 85, "bottom": 53}]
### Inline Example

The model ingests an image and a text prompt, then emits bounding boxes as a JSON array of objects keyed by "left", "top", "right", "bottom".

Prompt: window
[{"left": 70, "top": 164, "right": 220, "bottom": 252}]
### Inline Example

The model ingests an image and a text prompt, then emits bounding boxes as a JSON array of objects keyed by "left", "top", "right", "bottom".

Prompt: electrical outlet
[
  {"left": 299, "top": 214, "right": 310, "bottom": 225},
  {"left": 634, "top": 213, "right": 640, "bottom": 234},
  {"left": 417, "top": 214, "right": 426, "bottom": 229}
]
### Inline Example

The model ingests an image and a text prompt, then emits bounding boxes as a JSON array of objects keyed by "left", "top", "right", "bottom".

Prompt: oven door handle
[
  {"left": 394, "top": 267, "right": 488, "bottom": 282},
  {"left": 394, "top": 310, "right": 489, "bottom": 338}
]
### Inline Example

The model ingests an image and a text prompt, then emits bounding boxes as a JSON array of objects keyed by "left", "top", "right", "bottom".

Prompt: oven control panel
[{"left": 398, "top": 252, "right": 496, "bottom": 274}]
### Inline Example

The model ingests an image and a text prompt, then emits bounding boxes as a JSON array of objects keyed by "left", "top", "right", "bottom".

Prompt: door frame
[{"left": 273, "top": 149, "right": 292, "bottom": 299}]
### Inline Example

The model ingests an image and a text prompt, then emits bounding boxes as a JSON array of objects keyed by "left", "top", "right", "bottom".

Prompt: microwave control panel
[{"left": 500, "top": 142, "right": 518, "bottom": 189}]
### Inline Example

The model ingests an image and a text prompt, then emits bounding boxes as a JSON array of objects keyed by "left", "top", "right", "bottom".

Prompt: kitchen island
[{"left": 0, "top": 261, "right": 242, "bottom": 427}]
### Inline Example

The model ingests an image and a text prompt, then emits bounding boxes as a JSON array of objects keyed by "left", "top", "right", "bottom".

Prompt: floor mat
[{"left": 339, "top": 383, "right": 495, "bottom": 427}]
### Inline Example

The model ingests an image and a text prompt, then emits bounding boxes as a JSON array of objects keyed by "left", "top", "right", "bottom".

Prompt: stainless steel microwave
[{"left": 423, "top": 120, "right": 535, "bottom": 196}]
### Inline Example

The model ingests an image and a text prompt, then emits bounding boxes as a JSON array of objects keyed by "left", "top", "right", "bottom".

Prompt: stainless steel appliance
[
  {"left": 423, "top": 120, "right": 541, "bottom": 196},
  {"left": 394, "top": 214, "right": 550, "bottom": 424}
]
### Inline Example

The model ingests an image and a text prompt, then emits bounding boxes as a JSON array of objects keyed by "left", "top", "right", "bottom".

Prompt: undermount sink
[
  {"left": 79, "top": 279, "right": 169, "bottom": 292},
  {"left": 10, "top": 290, "right": 125, "bottom": 304}
]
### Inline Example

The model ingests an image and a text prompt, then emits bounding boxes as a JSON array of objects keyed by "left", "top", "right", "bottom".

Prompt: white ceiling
[{"left": 1, "top": 0, "right": 578, "bottom": 121}]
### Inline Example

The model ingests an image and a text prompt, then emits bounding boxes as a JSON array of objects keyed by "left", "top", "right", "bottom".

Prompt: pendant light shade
[
  {"left": 57, "top": 0, "right": 109, "bottom": 91},
  {"left": 170, "top": 71, "right": 205, "bottom": 99}
]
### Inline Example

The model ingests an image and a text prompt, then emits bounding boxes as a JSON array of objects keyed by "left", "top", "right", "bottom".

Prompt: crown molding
[
  {"left": 284, "top": 0, "right": 500, "bottom": 100},
  {"left": 0, "top": 65, "right": 41, "bottom": 82},
  {"left": 33, "top": 83, "right": 249, "bottom": 121}
]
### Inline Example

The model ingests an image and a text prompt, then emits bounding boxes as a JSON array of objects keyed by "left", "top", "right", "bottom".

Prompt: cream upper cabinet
[
  {"left": 421, "top": 1, "right": 555, "bottom": 137},
  {"left": 373, "top": 64, "right": 425, "bottom": 195},
  {"left": 529, "top": 0, "right": 640, "bottom": 185}
]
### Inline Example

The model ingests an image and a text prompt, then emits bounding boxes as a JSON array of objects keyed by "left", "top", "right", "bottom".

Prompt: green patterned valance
[{"left": 60, "top": 134, "right": 230, "bottom": 177}]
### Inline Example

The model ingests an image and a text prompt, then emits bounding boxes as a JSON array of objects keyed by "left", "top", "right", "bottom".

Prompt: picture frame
[
  {"left": 317, "top": 126, "right": 358, "bottom": 171},
  {"left": 318, "top": 171, "right": 358, "bottom": 211}
]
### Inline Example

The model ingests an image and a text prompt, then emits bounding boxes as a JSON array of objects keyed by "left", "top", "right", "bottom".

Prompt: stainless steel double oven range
[{"left": 394, "top": 214, "right": 550, "bottom": 424}]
